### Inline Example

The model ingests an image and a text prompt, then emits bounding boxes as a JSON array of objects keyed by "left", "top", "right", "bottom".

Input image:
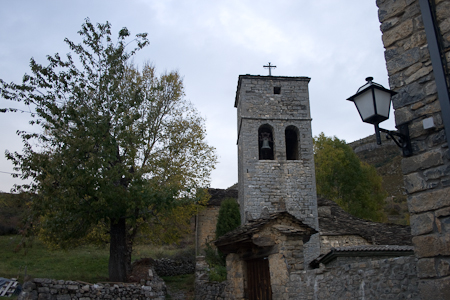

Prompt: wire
[{"left": 0, "top": 171, "right": 19, "bottom": 175}]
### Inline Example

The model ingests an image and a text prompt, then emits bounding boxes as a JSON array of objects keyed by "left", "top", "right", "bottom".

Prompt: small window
[
  {"left": 274, "top": 87, "right": 281, "bottom": 94},
  {"left": 259, "top": 125, "right": 274, "bottom": 160},
  {"left": 285, "top": 126, "right": 299, "bottom": 160}
]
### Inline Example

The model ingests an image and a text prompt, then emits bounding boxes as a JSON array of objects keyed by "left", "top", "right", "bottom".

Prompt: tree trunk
[{"left": 109, "top": 217, "right": 130, "bottom": 282}]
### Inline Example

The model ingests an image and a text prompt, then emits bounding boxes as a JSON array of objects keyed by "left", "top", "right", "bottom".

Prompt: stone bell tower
[{"left": 235, "top": 74, "right": 318, "bottom": 231}]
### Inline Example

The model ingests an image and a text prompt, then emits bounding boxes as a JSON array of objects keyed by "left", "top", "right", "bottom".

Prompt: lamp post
[{"left": 347, "top": 77, "right": 412, "bottom": 157}]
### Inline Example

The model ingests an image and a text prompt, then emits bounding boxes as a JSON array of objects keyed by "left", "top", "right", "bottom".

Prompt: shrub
[
  {"left": 204, "top": 243, "right": 226, "bottom": 282},
  {"left": 215, "top": 198, "right": 240, "bottom": 239}
]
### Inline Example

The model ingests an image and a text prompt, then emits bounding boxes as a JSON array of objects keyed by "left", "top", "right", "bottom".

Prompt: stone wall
[
  {"left": 377, "top": 0, "right": 450, "bottom": 297},
  {"left": 195, "top": 189, "right": 239, "bottom": 255},
  {"left": 153, "top": 257, "right": 195, "bottom": 277},
  {"left": 287, "top": 255, "right": 419, "bottom": 300},
  {"left": 198, "top": 255, "right": 419, "bottom": 299},
  {"left": 196, "top": 206, "right": 220, "bottom": 254},
  {"left": 18, "top": 277, "right": 166, "bottom": 300},
  {"left": 194, "top": 256, "right": 228, "bottom": 300}
]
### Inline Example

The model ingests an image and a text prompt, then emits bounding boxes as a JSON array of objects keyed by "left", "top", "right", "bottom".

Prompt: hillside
[{"left": 349, "top": 134, "right": 409, "bottom": 224}]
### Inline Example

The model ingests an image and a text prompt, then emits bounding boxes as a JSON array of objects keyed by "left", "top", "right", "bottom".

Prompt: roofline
[
  {"left": 234, "top": 74, "right": 311, "bottom": 108},
  {"left": 310, "top": 246, "right": 414, "bottom": 268}
]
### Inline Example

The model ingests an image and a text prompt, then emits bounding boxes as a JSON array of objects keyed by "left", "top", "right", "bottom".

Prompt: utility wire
[{"left": 0, "top": 171, "right": 19, "bottom": 175}]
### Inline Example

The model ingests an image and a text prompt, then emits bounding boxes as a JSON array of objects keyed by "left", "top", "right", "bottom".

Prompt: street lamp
[{"left": 347, "top": 77, "right": 412, "bottom": 157}]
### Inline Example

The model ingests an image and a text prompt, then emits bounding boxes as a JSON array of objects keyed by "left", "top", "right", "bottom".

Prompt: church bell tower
[{"left": 235, "top": 74, "right": 318, "bottom": 231}]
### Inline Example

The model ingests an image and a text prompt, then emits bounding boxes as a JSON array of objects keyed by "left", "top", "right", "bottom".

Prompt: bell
[{"left": 261, "top": 138, "right": 271, "bottom": 150}]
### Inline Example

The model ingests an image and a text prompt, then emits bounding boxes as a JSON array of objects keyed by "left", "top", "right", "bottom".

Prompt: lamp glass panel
[
  {"left": 353, "top": 90, "right": 375, "bottom": 122},
  {"left": 374, "top": 88, "right": 391, "bottom": 118}
]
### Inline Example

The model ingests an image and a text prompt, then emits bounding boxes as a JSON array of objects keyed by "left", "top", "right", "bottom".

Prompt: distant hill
[{"left": 349, "top": 134, "right": 409, "bottom": 225}]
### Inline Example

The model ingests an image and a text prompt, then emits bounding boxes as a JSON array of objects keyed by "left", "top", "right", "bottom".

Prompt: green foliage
[
  {"left": 314, "top": 133, "right": 387, "bottom": 222},
  {"left": 0, "top": 19, "right": 217, "bottom": 281},
  {"left": 0, "top": 193, "right": 30, "bottom": 235},
  {"left": 204, "top": 243, "right": 227, "bottom": 282},
  {"left": 202, "top": 197, "right": 240, "bottom": 282},
  {"left": 208, "top": 265, "right": 227, "bottom": 282},
  {"left": 215, "top": 198, "right": 240, "bottom": 239}
]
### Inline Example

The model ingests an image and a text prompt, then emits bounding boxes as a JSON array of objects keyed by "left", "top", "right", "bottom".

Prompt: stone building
[
  {"left": 234, "top": 75, "right": 317, "bottom": 229},
  {"left": 376, "top": 0, "right": 450, "bottom": 298},
  {"left": 196, "top": 0, "right": 450, "bottom": 297},
  {"left": 194, "top": 74, "right": 418, "bottom": 299},
  {"left": 234, "top": 75, "right": 319, "bottom": 264}
]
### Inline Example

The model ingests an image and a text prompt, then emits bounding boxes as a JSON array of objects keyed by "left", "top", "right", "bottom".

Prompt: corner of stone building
[{"left": 377, "top": 0, "right": 450, "bottom": 298}]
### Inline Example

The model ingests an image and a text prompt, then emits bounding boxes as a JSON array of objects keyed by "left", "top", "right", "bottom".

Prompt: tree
[
  {"left": 0, "top": 19, "right": 217, "bottom": 282},
  {"left": 215, "top": 197, "right": 240, "bottom": 239},
  {"left": 314, "top": 133, "right": 386, "bottom": 222}
]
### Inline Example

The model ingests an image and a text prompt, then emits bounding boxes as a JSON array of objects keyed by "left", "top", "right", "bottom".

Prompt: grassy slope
[
  {"left": 0, "top": 235, "right": 193, "bottom": 283},
  {"left": 0, "top": 235, "right": 109, "bottom": 283}
]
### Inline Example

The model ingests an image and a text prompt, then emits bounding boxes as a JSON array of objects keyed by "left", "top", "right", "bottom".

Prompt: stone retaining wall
[
  {"left": 195, "top": 255, "right": 419, "bottom": 299},
  {"left": 195, "top": 281, "right": 227, "bottom": 300},
  {"left": 18, "top": 277, "right": 166, "bottom": 300},
  {"left": 153, "top": 257, "right": 195, "bottom": 277},
  {"left": 194, "top": 256, "right": 227, "bottom": 300},
  {"left": 287, "top": 255, "right": 419, "bottom": 300}
]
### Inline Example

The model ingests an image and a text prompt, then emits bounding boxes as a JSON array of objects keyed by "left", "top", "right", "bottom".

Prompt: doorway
[{"left": 246, "top": 257, "right": 272, "bottom": 300}]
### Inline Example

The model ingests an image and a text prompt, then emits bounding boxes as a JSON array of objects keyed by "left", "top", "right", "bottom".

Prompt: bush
[
  {"left": 204, "top": 243, "right": 226, "bottom": 282},
  {"left": 215, "top": 198, "right": 240, "bottom": 239},
  {"left": 208, "top": 265, "right": 227, "bottom": 282}
]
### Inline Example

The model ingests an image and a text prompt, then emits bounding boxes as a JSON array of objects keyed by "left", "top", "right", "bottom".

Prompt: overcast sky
[{"left": 0, "top": 0, "right": 396, "bottom": 193}]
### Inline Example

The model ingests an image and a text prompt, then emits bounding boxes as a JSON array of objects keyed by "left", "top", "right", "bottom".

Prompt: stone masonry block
[
  {"left": 423, "top": 165, "right": 450, "bottom": 180},
  {"left": 394, "top": 106, "right": 413, "bottom": 126},
  {"left": 410, "top": 212, "right": 434, "bottom": 235},
  {"left": 436, "top": 207, "right": 450, "bottom": 218},
  {"left": 392, "top": 80, "right": 426, "bottom": 109},
  {"left": 418, "top": 276, "right": 450, "bottom": 300},
  {"left": 386, "top": 47, "right": 421, "bottom": 75},
  {"left": 404, "top": 62, "right": 423, "bottom": 77},
  {"left": 401, "top": 148, "right": 443, "bottom": 174},
  {"left": 408, "top": 186, "right": 450, "bottom": 214},
  {"left": 403, "top": 31, "right": 428, "bottom": 51},
  {"left": 437, "top": 258, "right": 450, "bottom": 277},
  {"left": 416, "top": 258, "right": 437, "bottom": 278},
  {"left": 405, "top": 65, "right": 433, "bottom": 84},
  {"left": 378, "top": 0, "right": 408, "bottom": 23},
  {"left": 404, "top": 172, "right": 428, "bottom": 193},
  {"left": 382, "top": 19, "right": 414, "bottom": 47},
  {"left": 436, "top": 1, "right": 450, "bottom": 24},
  {"left": 413, "top": 233, "right": 450, "bottom": 258}
]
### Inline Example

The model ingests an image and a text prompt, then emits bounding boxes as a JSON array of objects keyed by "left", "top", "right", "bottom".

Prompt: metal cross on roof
[{"left": 263, "top": 62, "right": 277, "bottom": 76}]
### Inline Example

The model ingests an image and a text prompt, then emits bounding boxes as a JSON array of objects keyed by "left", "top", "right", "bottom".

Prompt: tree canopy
[
  {"left": 0, "top": 19, "right": 217, "bottom": 282},
  {"left": 314, "top": 133, "right": 386, "bottom": 222}
]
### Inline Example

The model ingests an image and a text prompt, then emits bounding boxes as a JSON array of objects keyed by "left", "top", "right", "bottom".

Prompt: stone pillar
[
  {"left": 377, "top": 0, "right": 450, "bottom": 297},
  {"left": 226, "top": 253, "right": 246, "bottom": 299}
]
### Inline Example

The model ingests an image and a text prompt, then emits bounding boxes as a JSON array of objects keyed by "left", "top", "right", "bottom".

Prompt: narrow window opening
[
  {"left": 273, "top": 87, "right": 281, "bottom": 94},
  {"left": 259, "top": 125, "right": 274, "bottom": 160},
  {"left": 285, "top": 126, "right": 299, "bottom": 160}
]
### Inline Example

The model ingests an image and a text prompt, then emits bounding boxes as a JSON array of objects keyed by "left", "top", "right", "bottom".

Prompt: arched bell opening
[
  {"left": 258, "top": 124, "right": 274, "bottom": 160},
  {"left": 285, "top": 126, "right": 299, "bottom": 160}
]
